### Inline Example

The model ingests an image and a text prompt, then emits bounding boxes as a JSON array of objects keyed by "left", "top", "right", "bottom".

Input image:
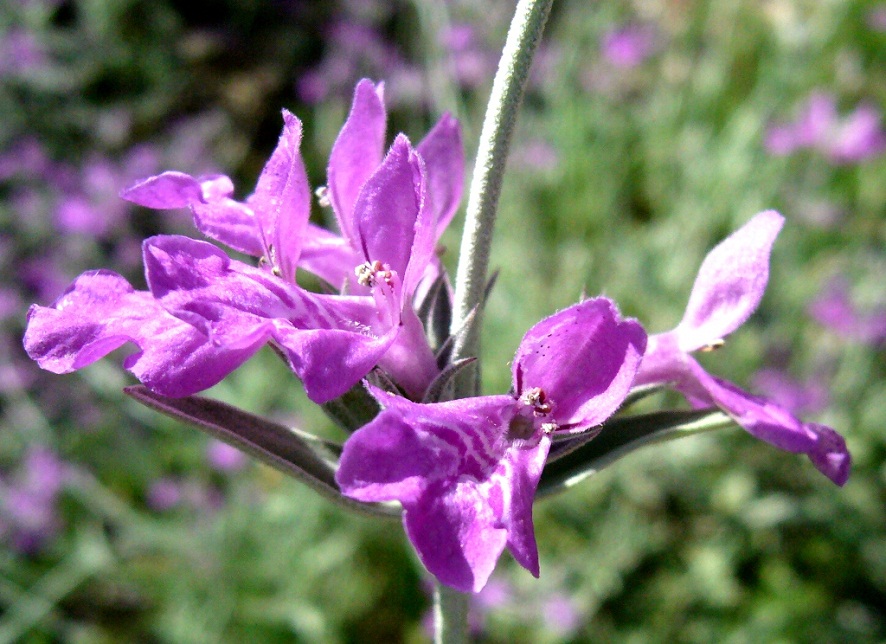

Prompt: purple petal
[
  {"left": 402, "top": 148, "right": 437, "bottom": 301},
  {"left": 513, "top": 297, "right": 647, "bottom": 430},
  {"left": 501, "top": 436, "right": 549, "bottom": 577},
  {"left": 249, "top": 110, "right": 311, "bottom": 281},
  {"left": 123, "top": 171, "right": 263, "bottom": 257},
  {"left": 23, "top": 270, "right": 259, "bottom": 396},
  {"left": 339, "top": 390, "right": 548, "bottom": 590},
  {"left": 404, "top": 479, "right": 507, "bottom": 593},
  {"left": 190, "top": 198, "right": 264, "bottom": 257},
  {"left": 416, "top": 113, "right": 464, "bottom": 237},
  {"left": 298, "top": 223, "right": 361, "bottom": 289},
  {"left": 275, "top": 324, "right": 398, "bottom": 404},
  {"left": 633, "top": 331, "right": 685, "bottom": 386},
  {"left": 690, "top": 362, "right": 850, "bottom": 484},
  {"left": 121, "top": 171, "right": 206, "bottom": 209},
  {"left": 804, "top": 423, "right": 851, "bottom": 486},
  {"left": 336, "top": 406, "right": 463, "bottom": 504},
  {"left": 691, "top": 364, "right": 817, "bottom": 451},
  {"left": 676, "top": 210, "right": 784, "bottom": 351},
  {"left": 142, "top": 235, "right": 398, "bottom": 404},
  {"left": 361, "top": 389, "right": 516, "bottom": 482},
  {"left": 353, "top": 135, "right": 425, "bottom": 283},
  {"left": 327, "top": 79, "right": 386, "bottom": 242}
]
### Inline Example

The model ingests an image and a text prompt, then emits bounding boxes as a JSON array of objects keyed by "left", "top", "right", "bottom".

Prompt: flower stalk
[{"left": 449, "top": 0, "right": 554, "bottom": 396}]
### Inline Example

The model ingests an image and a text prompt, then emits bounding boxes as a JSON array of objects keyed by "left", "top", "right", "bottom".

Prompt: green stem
[
  {"left": 449, "top": 0, "right": 554, "bottom": 399},
  {"left": 433, "top": 581, "right": 470, "bottom": 644}
]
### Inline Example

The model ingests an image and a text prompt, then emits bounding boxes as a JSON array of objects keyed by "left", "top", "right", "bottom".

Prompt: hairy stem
[{"left": 449, "top": 0, "right": 554, "bottom": 397}]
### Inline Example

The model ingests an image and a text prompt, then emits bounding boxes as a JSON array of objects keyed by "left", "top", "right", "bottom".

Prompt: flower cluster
[
  {"left": 26, "top": 80, "right": 462, "bottom": 404},
  {"left": 23, "top": 80, "right": 851, "bottom": 593}
]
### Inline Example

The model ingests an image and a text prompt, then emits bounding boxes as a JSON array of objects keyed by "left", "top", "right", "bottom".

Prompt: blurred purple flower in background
[
  {"left": 765, "top": 92, "right": 886, "bottom": 163},
  {"left": 146, "top": 477, "right": 183, "bottom": 512},
  {"left": 296, "top": 10, "right": 425, "bottom": 107},
  {"left": 809, "top": 277, "right": 886, "bottom": 344},
  {"left": 441, "top": 23, "right": 497, "bottom": 89},
  {"left": 206, "top": 439, "right": 247, "bottom": 473},
  {"left": 600, "top": 25, "right": 657, "bottom": 68},
  {"left": 0, "top": 28, "right": 48, "bottom": 76},
  {"left": 55, "top": 146, "right": 161, "bottom": 238},
  {"left": 0, "top": 446, "right": 69, "bottom": 553},
  {"left": 542, "top": 592, "right": 582, "bottom": 637},
  {"left": 868, "top": 4, "right": 886, "bottom": 31},
  {"left": 751, "top": 368, "right": 829, "bottom": 416},
  {"left": 513, "top": 139, "right": 559, "bottom": 172}
]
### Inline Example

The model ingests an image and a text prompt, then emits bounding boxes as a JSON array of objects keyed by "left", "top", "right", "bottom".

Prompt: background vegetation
[{"left": 1, "top": 0, "right": 884, "bottom": 641}]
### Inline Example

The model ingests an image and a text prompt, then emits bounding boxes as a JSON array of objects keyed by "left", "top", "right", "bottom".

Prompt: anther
[{"left": 354, "top": 260, "right": 395, "bottom": 288}]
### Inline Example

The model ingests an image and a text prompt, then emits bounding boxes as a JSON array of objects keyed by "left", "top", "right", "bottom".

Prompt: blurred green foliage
[{"left": 1, "top": 0, "right": 884, "bottom": 641}]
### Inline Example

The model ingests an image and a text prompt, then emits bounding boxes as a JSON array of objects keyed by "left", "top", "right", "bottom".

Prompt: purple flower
[
  {"left": 869, "top": 5, "right": 886, "bottom": 32},
  {"left": 808, "top": 276, "right": 886, "bottom": 344},
  {"left": 146, "top": 477, "right": 183, "bottom": 512},
  {"left": 55, "top": 146, "right": 161, "bottom": 238},
  {"left": 24, "top": 234, "right": 402, "bottom": 403},
  {"left": 765, "top": 92, "right": 886, "bottom": 163},
  {"left": 206, "top": 440, "right": 247, "bottom": 473},
  {"left": 25, "top": 105, "right": 451, "bottom": 402},
  {"left": 124, "top": 81, "right": 463, "bottom": 292},
  {"left": 120, "top": 81, "right": 464, "bottom": 398},
  {"left": 751, "top": 368, "right": 829, "bottom": 416},
  {"left": 634, "top": 211, "right": 851, "bottom": 485},
  {"left": 0, "top": 447, "right": 69, "bottom": 553},
  {"left": 0, "top": 28, "right": 48, "bottom": 75},
  {"left": 542, "top": 593, "right": 582, "bottom": 637},
  {"left": 337, "top": 298, "right": 646, "bottom": 592},
  {"left": 303, "top": 79, "right": 464, "bottom": 294},
  {"left": 600, "top": 25, "right": 657, "bottom": 69}
]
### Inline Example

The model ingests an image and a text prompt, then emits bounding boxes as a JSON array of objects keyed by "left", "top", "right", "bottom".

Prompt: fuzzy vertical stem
[
  {"left": 449, "top": 0, "right": 554, "bottom": 397},
  {"left": 433, "top": 581, "right": 470, "bottom": 644}
]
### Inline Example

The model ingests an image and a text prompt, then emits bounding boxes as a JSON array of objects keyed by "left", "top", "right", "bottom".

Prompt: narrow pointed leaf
[
  {"left": 415, "top": 272, "right": 453, "bottom": 354},
  {"left": 422, "top": 357, "right": 477, "bottom": 403},
  {"left": 621, "top": 383, "right": 668, "bottom": 409},
  {"left": 537, "top": 409, "right": 733, "bottom": 497},
  {"left": 124, "top": 386, "right": 400, "bottom": 518}
]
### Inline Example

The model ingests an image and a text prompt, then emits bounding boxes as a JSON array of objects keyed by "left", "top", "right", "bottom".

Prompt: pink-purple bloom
[
  {"left": 600, "top": 25, "right": 657, "bottom": 69},
  {"left": 337, "top": 298, "right": 646, "bottom": 592},
  {"left": 751, "top": 368, "right": 829, "bottom": 416},
  {"left": 206, "top": 439, "right": 248, "bottom": 473},
  {"left": 808, "top": 276, "right": 886, "bottom": 344},
  {"left": 24, "top": 80, "right": 465, "bottom": 403},
  {"left": 765, "top": 92, "right": 886, "bottom": 163},
  {"left": 0, "top": 446, "right": 68, "bottom": 553},
  {"left": 634, "top": 211, "right": 851, "bottom": 485}
]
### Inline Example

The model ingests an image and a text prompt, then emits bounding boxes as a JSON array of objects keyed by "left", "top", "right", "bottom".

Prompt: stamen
[
  {"left": 519, "top": 387, "right": 554, "bottom": 416},
  {"left": 315, "top": 186, "right": 331, "bottom": 208},
  {"left": 355, "top": 260, "right": 396, "bottom": 288},
  {"left": 541, "top": 422, "right": 558, "bottom": 434},
  {"left": 700, "top": 339, "right": 725, "bottom": 352}
]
